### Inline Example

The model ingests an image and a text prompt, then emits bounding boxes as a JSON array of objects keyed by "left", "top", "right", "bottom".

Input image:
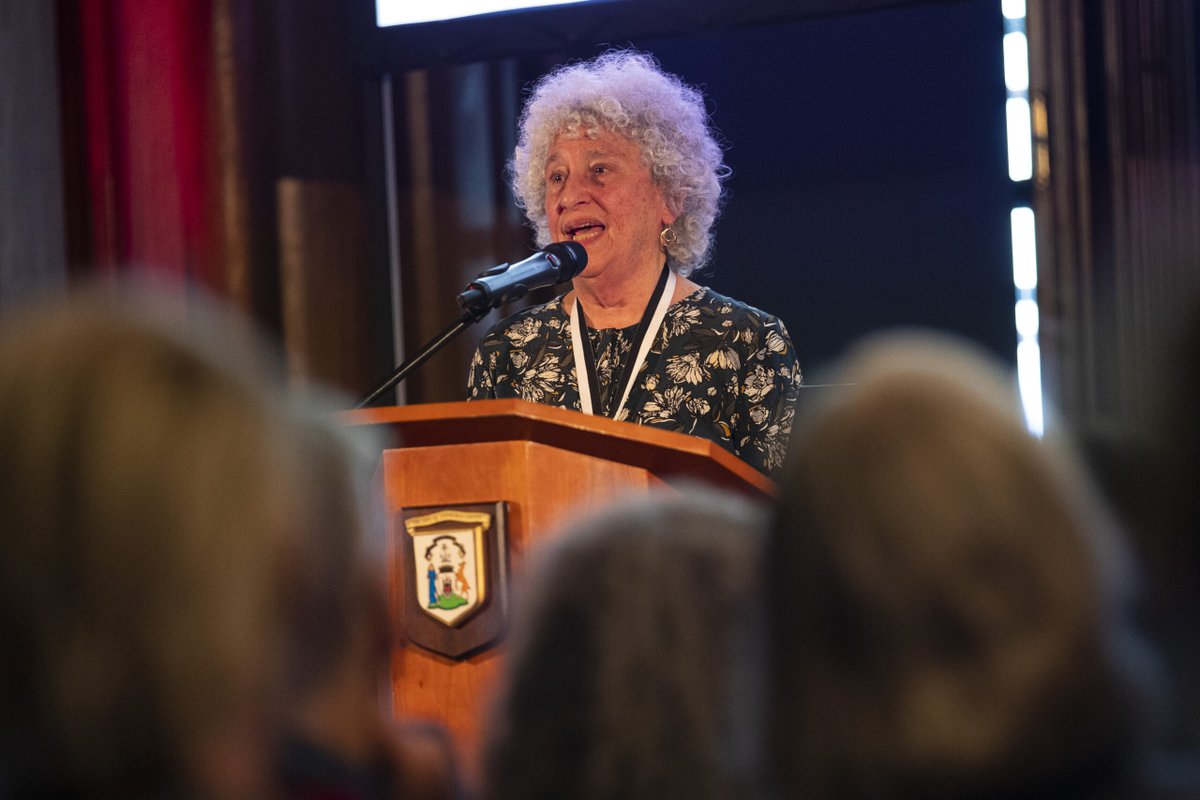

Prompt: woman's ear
[{"left": 661, "top": 193, "right": 681, "bottom": 226}]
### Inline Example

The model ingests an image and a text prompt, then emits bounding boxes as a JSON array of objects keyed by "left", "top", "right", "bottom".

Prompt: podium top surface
[{"left": 339, "top": 399, "right": 775, "bottom": 499}]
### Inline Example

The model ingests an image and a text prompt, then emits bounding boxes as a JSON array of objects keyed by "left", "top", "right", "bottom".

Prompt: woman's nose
[{"left": 556, "top": 172, "right": 589, "bottom": 211}]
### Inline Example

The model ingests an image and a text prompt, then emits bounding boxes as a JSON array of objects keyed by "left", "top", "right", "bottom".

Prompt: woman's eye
[{"left": 548, "top": 172, "right": 564, "bottom": 184}]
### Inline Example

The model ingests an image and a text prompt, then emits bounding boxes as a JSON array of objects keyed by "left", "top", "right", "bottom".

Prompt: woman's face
[{"left": 543, "top": 128, "right": 675, "bottom": 285}]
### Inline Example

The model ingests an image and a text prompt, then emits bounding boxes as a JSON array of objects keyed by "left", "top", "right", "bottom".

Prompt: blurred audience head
[
  {"left": 767, "top": 331, "right": 1157, "bottom": 800},
  {"left": 0, "top": 285, "right": 339, "bottom": 798},
  {"left": 274, "top": 412, "right": 462, "bottom": 800},
  {"left": 278, "top": 412, "right": 383, "bottom": 705},
  {"left": 483, "top": 486, "right": 766, "bottom": 800}
]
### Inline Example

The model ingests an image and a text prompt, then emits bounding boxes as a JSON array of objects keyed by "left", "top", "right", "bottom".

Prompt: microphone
[{"left": 457, "top": 241, "right": 587, "bottom": 311}]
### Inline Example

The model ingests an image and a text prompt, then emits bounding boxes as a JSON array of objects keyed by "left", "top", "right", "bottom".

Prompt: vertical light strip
[
  {"left": 1003, "top": 3, "right": 1043, "bottom": 435},
  {"left": 1002, "top": 20, "right": 1033, "bottom": 183},
  {"left": 1017, "top": 339, "right": 1045, "bottom": 435},
  {"left": 1003, "top": 32, "right": 1029, "bottom": 91},
  {"left": 1012, "top": 203, "right": 1042, "bottom": 435},
  {"left": 1006, "top": 97, "right": 1034, "bottom": 181},
  {"left": 1001, "top": 0, "right": 1026, "bottom": 20},
  {"left": 1010, "top": 206, "right": 1037, "bottom": 290}
]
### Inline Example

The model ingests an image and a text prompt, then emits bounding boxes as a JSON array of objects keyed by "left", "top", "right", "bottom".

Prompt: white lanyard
[{"left": 569, "top": 268, "right": 676, "bottom": 418}]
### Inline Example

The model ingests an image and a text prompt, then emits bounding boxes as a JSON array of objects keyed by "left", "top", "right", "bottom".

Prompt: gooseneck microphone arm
[
  {"left": 354, "top": 304, "right": 490, "bottom": 409},
  {"left": 355, "top": 242, "right": 587, "bottom": 408}
]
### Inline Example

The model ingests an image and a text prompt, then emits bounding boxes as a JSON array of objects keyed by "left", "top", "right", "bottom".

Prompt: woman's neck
[
  {"left": 569, "top": 267, "right": 700, "bottom": 330},
  {"left": 572, "top": 268, "right": 661, "bottom": 328}
]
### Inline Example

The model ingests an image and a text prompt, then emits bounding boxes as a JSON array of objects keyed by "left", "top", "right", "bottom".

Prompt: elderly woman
[{"left": 467, "top": 50, "right": 801, "bottom": 477}]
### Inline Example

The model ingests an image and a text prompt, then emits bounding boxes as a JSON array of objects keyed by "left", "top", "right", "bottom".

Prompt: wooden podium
[{"left": 339, "top": 399, "right": 773, "bottom": 776}]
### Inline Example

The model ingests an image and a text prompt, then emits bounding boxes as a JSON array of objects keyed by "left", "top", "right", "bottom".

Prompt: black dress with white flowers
[{"left": 466, "top": 286, "right": 802, "bottom": 477}]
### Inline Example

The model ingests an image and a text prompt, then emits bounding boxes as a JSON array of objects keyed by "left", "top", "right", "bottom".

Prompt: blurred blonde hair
[
  {"left": 484, "top": 486, "right": 766, "bottom": 800},
  {"left": 0, "top": 286, "right": 344, "bottom": 796},
  {"left": 767, "top": 331, "right": 1156, "bottom": 799}
]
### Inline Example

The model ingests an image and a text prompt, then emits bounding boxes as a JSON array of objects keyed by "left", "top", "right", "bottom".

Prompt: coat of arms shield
[
  {"left": 397, "top": 502, "right": 508, "bottom": 659},
  {"left": 407, "top": 510, "right": 489, "bottom": 628}
]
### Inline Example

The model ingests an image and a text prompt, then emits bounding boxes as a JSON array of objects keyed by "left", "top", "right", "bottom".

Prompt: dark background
[{"left": 640, "top": 2, "right": 1014, "bottom": 375}]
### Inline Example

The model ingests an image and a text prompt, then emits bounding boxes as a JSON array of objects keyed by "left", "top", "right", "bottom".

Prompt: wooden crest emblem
[{"left": 398, "top": 502, "right": 507, "bottom": 659}]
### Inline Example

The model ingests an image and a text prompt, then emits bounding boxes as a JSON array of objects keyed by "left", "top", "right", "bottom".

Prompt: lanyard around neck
[{"left": 570, "top": 267, "right": 676, "bottom": 419}]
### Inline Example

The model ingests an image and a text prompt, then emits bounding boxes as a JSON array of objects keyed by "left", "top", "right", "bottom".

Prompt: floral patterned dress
[{"left": 467, "top": 286, "right": 802, "bottom": 477}]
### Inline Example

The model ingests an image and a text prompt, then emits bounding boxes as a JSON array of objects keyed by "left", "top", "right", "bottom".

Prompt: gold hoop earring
[{"left": 659, "top": 226, "right": 678, "bottom": 250}]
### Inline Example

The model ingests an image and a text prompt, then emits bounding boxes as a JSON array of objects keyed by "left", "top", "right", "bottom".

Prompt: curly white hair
[{"left": 509, "top": 50, "right": 730, "bottom": 277}]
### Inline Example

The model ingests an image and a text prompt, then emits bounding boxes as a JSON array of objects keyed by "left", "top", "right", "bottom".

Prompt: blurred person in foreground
[
  {"left": 468, "top": 49, "right": 801, "bottom": 477},
  {"left": 482, "top": 487, "right": 767, "bottom": 800},
  {"left": 0, "top": 287, "right": 456, "bottom": 799},
  {"left": 0, "top": 288, "right": 304, "bottom": 798},
  {"left": 277, "top": 415, "right": 461, "bottom": 800},
  {"left": 766, "top": 332, "right": 1161, "bottom": 800}
]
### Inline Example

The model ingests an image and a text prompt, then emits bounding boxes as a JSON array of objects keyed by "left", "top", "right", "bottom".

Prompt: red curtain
[
  {"left": 75, "top": 0, "right": 222, "bottom": 289},
  {"left": 62, "top": 0, "right": 384, "bottom": 394}
]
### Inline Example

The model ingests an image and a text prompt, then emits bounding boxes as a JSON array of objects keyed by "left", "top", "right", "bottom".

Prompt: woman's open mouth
[{"left": 565, "top": 222, "right": 605, "bottom": 243}]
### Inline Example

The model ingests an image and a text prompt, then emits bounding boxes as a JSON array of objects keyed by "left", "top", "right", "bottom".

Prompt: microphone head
[{"left": 543, "top": 241, "right": 588, "bottom": 281}]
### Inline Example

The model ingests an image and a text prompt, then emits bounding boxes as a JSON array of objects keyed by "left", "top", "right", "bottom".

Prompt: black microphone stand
[
  {"left": 355, "top": 299, "right": 494, "bottom": 409},
  {"left": 355, "top": 243, "right": 586, "bottom": 408}
]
